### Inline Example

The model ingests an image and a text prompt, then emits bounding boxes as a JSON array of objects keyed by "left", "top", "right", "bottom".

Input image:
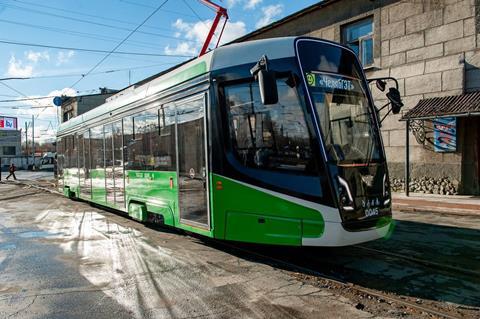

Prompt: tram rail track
[
  {"left": 356, "top": 245, "right": 480, "bottom": 278},
  {"left": 209, "top": 239, "right": 470, "bottom": 319}
]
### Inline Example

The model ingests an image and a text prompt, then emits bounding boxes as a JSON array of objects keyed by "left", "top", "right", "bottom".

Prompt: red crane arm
[{"left": 198, "top": 0, "right": 228, "bottom": 57}]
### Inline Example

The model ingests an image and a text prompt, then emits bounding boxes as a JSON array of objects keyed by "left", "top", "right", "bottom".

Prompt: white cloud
[
  {"left": 165, "top": 18, "right": 247, "bottom": 56},
  {"left": 165, "top": 42, "right": 197, "bottom": 56},
  {"left": 255, "top": 4, "right": 284, "bottom": 29},
  {"left": 6, "top": 55, "right": 33, "bottom": 77},
  {"left": 56, "top": 50, "right": 75, "bottom": 66},
  {"left": 244, "top": 0, "right": 262, "bottom": 10},
  {"left": 26, "top": 50, "right": 50, "bottom": 63},
  {"left": 225, "top": 0, "right": 240, "bottom": 8}
]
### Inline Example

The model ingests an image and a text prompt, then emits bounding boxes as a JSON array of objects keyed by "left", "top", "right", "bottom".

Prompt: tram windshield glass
[
  {"left": 225, "top": 79, "right": 316, "bottom": 174},
  {"left": 297, "top": 40, "right": 382, "bottom": 164}
]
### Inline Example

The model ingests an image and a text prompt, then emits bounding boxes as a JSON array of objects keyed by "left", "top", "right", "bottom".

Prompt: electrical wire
[
  {"left": 117, "top": 0, "right": 198, "bottom": 18},
  {"left": 0, "top": 82, "right": 47, "bottom": 120},
  {"left": 70, "top": 0, "right": 171, "bottom": 88},
  {"left": 0, "top": 62, "right": 177, "bottom": 81},
  {"left": 0, "top": 90, "right": 103, "bottom": 103},
  {"left": 0, "top": 39, "right": 192, "bottom": 57},
  {"left": 0, "top": 18, "right": 195, "bottom": 51},
  {"left": 181, "top": 0, "right": 217, "bottom": 42},
  {"left": 11, "top": 0, "right": 174, "bottom": 33},
  {"left": 0, "top": 1, "right": 188, "bottom": 40}
]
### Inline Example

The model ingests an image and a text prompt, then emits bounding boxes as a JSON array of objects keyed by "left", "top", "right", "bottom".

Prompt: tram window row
[{"left": 57, "top": 104, "right": 179, "bottom": 175}]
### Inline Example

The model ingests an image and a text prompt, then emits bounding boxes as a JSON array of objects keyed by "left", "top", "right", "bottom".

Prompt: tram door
[
  {"left": 104, "top": 124, "right": 115, "bottom": 206},
  {"left": 80, "top": 130, "right": 91, "bottom": 199},
  {"left": 176, "top": 95, "right": 209, "bottom": 227}
]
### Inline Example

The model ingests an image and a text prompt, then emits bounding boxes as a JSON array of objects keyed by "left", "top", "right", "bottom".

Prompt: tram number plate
[{"left": 365, "top": 208, "right": 379, "bottom": 217}]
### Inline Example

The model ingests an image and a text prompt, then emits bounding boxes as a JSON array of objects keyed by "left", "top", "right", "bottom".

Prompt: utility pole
[
  {"left": 32, "top": 115, "right": 35, "bottom": 170},
  {"left": 25, "top": 121, "right": 29, "bottom": 156}
]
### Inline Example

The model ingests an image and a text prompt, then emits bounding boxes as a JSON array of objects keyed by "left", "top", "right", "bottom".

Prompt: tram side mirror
[
  {"left": 258, "top": 69, "right": 278, "bottom": 105},
  {"left": 386, "top": 87, "right": 404, "bottom": 114},
  {"left": 251, "top": 55, "right": 278, "bottom": 105}
]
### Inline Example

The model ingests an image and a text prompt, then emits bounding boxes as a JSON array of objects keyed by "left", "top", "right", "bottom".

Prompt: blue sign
[
  {"left": 53, "top": 96, "right": 63, "bottom": 106},
  {"left": 433, "top": 117, "right": 456, "bottom": 153}
]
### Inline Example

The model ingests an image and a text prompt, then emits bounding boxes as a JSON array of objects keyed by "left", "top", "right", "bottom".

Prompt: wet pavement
[
  {"left": 244, "top": 210, "right": 480, "bottom": 311},
  {"left": 0, "top": 183, "right": 385, "bottom": 319}
]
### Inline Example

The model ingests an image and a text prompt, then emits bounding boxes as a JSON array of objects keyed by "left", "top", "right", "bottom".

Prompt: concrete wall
[
  {"left": 0, "top": 130, "right": 21, "bottom": 156},
  {"left": 240, "top": 0, "right": 480, "bottom": 193}
]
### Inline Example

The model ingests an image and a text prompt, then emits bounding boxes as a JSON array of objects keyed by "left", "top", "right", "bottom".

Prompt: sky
[{"left": 0, "top": 0, "right": 319, "bottom": 143}]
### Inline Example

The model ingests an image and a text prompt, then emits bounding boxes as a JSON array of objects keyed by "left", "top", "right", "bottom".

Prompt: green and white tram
[{"left": 57, "top": 37, "right": 400, "bottom": 246}]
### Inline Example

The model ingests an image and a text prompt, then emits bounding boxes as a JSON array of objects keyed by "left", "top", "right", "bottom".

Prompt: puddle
[
  {"left": 0, "top": 243, "right": 16, "bottom": 250},
  {"left": 18, "top": 230, "right": 61, "bottom": 238}
]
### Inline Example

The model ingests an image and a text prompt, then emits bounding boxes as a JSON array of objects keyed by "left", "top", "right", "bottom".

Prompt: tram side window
[
  {"left": 224, "top": 80, "right": 315, "bottom": 174},
  {"left": 158, "top": 105, "right": 176, "bottom": 171},
  {"left": 90, "top": 127, "right": 104, "bottom": 169},
  {"left": 124, "top": 116, "right": 136, "bottom": 170},
  {"left": 64, "top": 135, "right": 72, "bottom": 169},
  {"left": 144, "top": 109, "right": 160, "bottom": 170},
  {"left": 71, "top": 135, "right": 78, "bottom": 169},
  {"left": 63, "top": 136, "right": 69, "bottom": 169},
  {"left": 124, "top": 114, "right": 147, "bottom": 170},
  {"left": 57, "top": 137, "right": 64, "bottom": 176},
  {"left": 134, "top": 114, "right": 146, "bottom": 170}
]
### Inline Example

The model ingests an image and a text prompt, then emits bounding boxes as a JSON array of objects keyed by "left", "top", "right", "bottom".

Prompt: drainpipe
[{"left": 405, "top": 119, "right": 410, "bottom": 197}]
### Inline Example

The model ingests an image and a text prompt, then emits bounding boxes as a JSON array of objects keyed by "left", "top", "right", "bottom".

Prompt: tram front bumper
[{"left": 301, "top": 220, "right": 392, "bottom": 247}]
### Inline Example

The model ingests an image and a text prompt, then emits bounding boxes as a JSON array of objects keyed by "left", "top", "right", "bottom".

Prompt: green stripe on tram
[
  {"left": 211, "top": 174, "right": 325, "bottom": 246},
  {"left": 61, "top": 170, "right": 326, "bottom": 244}
]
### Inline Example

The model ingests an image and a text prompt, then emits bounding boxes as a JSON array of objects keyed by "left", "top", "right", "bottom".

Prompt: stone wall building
[{"left": 236, "top": 0, "right": 480, "bottom": 195}]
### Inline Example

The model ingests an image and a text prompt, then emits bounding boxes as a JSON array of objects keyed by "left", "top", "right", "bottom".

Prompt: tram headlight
[
  {"left": 338, "top": 176, "right": 354, "bottom": 211},
  {"left": 383, "top": 174, "right": 391, "bottom": 206},
  {"left": 383, "top": 174, "right": 389, "bottom": 197}
]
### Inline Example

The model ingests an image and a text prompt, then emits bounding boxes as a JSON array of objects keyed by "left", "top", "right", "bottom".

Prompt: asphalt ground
[
  {"left": 0, "top": 174, "right": 479, "bottom": 318},
  {"left": 0, "top": 182, "right": 386, "bottom": 319}
]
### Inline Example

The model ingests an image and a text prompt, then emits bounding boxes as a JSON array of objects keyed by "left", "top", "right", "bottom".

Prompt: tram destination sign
[
  {"left": 0, "top": 116, "right": 17, "bottom": 131},
  {"left": 305, "top": 72, "right": 360, "bottom": 92}
]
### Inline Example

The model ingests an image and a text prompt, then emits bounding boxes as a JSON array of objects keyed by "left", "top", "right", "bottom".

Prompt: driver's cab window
[{"left": 224, "top": 79, "right": 315, "bottom": 174}]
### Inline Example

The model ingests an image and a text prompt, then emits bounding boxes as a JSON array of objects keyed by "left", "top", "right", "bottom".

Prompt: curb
[{"left": 393, "top": 203, "right": 480, "bottom": 218}]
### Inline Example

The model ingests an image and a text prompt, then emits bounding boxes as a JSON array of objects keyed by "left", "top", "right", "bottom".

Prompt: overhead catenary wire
[
  {"left": 0, "top": 18, "right": 196, "bottom": 51},
  {"left": 10, "top": 0, "right": 174, "bottom": 33},
  {"left": 0, "top": 62, "right": 177, "bottom": 81},
  {"left": 181, "top": 0, "right": 219, "bottom": 43},
  {"left": 118, "top": 0, "right": 198, "bottom": 18},
  {"left": 69, "top": 0, "right": 171, "bottom": 89},
  {"left": 0, "top": 39, "right": 192, "bottom": 57},
  {"left": 0, "top": 1, "right": 190, "bottom": 41}
]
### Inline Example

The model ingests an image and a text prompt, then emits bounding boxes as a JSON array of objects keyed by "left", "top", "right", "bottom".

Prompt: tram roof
[{"left": 57, "top": 36, "right": 297, "bottom": 135}]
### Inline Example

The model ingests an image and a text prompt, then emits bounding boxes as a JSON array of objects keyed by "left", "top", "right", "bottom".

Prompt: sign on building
[
  {"left": 433, "top": 117, "right": 456, "bottom": 153},
  {"left": 0, "top": 116, "right": 18, "bottom": 130}
]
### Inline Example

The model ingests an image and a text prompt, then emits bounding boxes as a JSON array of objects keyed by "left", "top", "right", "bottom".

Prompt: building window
[
  {"left": 342, "top": 17, "right": 374, "bottom": 67},
  {"left": 2, "top": 146, "right": 16, "bottom": 155}
]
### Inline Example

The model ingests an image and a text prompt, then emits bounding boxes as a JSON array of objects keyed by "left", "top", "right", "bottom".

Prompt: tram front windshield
[{"left": 297, "top": 40, "right": 382, "bottom": 165}]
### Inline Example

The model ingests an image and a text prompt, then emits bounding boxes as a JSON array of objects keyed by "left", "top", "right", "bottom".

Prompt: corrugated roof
[{"left": 402, "top": 91, "right": 480, "bottom": 120}]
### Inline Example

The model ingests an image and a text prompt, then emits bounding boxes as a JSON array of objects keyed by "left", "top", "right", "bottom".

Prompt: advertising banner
[
  {"left": 0, "top": 116, "right": 17, "bottom": 130},
  {"left": 433, "top": 117, "right": 456, "bottom": 153}
]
